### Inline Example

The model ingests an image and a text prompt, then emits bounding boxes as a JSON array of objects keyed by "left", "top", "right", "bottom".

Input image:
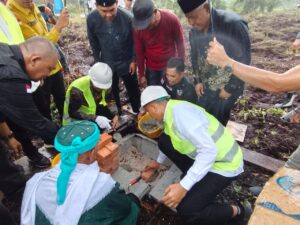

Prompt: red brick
[
  {"left": 98, "top": 153, "right": 119, "bottom": 168},
  {"left": 96, "top": 147, "right": 111, "bottom": 161},
  {"left": 105, "top": 142, "right": 119, "bottom": 154},
  {"left": 96, "top": 133, "right": 112, "bottom": 149},
  {"left": 141, "top": 169, "right": 157, "bottom": 182}
]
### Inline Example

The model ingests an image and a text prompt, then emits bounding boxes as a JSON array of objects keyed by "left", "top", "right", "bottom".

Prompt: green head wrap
[{"left": 54, "top": 120, "right": 100, "bottom": 205}]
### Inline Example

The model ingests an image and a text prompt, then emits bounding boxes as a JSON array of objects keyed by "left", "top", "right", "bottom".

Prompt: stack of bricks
[{"left": 95, "top": 133, "right": 119, "bottom": 174}]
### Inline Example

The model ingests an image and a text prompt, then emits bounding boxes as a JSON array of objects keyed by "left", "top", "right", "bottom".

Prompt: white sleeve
[
  {"left": 171, "top": 104, "right": 218, "bottom": 191},
  {"left": 156, "top": 150, "right": 167, "bottom": 164}
]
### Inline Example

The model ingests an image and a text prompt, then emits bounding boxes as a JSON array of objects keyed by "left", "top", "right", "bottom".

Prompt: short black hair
[{"left": 166, "top": 57, "right": 185, "bottom": 73}]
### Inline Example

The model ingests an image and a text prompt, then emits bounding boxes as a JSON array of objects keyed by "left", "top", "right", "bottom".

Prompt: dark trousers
[
  {"left": 33, "top": 70, "right": 65, "bottom": 120},
  {"left": 0, "top": 201, "right": 17, "bottom": 225},
  {"left": 7, "top": 120, "right": 40, "bottom": 159},
  {"left": 145, "top": 68, "right": 164, "bottom": 86},
  {"left": 0, "top": 141, "right": 27, "bottom": 225},
  {"left": 158, "top": 133, "right": 235, "bottom": 225},
  {"left": 112, "top": 72, "right": 141, "bottom": 113},
  {"left": 198, "top": 88, "right": 240, "bottom": 126}
]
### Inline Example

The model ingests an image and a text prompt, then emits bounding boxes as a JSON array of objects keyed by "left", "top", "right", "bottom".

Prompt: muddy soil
[
  {"left": 231, "top": 11, "right": 300, "bottom": 161},
  {"left": 54, "top": 10, "right": 300, "bottom": 224}
]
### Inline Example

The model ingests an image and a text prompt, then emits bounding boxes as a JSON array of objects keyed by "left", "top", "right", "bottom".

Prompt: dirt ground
[{"left": 56, "top": 10, "right": 300, "bottom": 225}]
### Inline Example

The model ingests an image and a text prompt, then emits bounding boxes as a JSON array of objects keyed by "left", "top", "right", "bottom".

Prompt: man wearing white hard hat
[
  {"left": 140, "top": 86, "right": 250, "bottom": 225},
  {"left": 62, "top": 62, "right": 119, "bottom": 130}
]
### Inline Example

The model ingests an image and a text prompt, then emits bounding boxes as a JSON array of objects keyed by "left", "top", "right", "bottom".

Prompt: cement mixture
[
  {"left": 120, "top": 146, "right": 169, "bottom": 186},
  {"left": 140, "top": 119, "right": 160, "bottom": 133}
]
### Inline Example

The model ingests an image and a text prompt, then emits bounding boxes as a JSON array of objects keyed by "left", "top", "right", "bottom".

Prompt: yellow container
[
  {"left": 51, "top": 153, "right": 61, "bottom": 168},
  {"left": 138, "top": 113, "right": 162, "bottom": 139}
]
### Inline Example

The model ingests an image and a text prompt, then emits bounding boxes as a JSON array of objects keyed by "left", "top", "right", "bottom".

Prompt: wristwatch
[{"left": 224, "top": 63, "right": 233, "bottom": 74}]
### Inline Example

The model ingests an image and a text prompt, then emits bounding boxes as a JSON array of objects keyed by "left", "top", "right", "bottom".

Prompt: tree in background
[
  {"left": 233, "top": 0, "right": 281, "bottom": 13},
  {"left": 213, "top": 0, "right": 227, "bottom": 9}
]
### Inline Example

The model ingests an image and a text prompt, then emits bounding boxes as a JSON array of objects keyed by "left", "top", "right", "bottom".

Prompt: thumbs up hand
[{"left": 207, "top": 37, "right": 231, "bottom": 69}]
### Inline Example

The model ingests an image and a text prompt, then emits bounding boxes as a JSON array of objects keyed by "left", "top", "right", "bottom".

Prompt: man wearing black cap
[
  {"left": 178, "top": 0, "right": 251, "bottom": 126},
  {"left": 87, "top": 0, "right": 141, "bottom": 115},
  {"left": 132, "top": 0, "right": 185, "bottom": 87}
]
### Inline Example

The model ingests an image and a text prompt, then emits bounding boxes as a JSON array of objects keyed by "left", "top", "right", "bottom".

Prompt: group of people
[{"left": 1, "top": 0, "right": 300, "bottom": 224}]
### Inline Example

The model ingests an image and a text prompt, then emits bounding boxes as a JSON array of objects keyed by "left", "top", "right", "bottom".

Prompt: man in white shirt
[{"left": 140, "top": 86, "right": 249, "bottom": 225}]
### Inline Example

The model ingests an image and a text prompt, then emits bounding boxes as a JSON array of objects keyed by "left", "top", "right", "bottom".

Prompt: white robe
[{"left": 21, "top": 161, "right": 116, "bottom": 225}]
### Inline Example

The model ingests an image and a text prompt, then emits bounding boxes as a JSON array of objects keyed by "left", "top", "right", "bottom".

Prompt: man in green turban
[{"left": 21, "top": 120, "right": 139, "bottom": 225}]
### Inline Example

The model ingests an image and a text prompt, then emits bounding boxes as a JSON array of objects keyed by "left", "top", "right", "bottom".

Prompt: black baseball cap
[{"left": 132, "top": 0, "right": 154, "bottom": 30}]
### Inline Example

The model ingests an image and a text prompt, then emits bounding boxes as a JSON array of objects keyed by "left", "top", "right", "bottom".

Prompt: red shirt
[{"left": 134, "top": 9, "right": 185, "bottom": 78}]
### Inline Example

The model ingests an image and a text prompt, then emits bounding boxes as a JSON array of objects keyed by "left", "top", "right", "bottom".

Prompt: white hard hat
[
  {"left": 140, "top": 86, "right": 170, "bottom": 111},
  {"left": 88, "top": 62, "right": 112, "bottom": 90}
]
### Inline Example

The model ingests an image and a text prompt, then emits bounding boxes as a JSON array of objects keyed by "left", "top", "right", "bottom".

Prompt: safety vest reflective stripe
[
  {"left": 0, "top": 3, "right": 24, "bottom": 44},
  {"left": 164, "top": 99, "right": 242, "bottom": 172},
  {"left": 100, "top": 90, "right": 107, "bottom": 106},
  {"left": 216, "top": 141, "right": 239, "bottom": 162},
  {"left": 211, "top": 122, "right": 224, "bottom": 142},
  {"left": 62, "top": 76, "right": 107, "bottom": 125}
]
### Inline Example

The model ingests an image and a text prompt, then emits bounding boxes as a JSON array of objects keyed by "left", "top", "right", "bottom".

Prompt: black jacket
[
  {"left": 0, "top": 44, "right": 57, "bottom": 143},
  {"left": 161, "top": 76, "right": 198, "bottom": 104},
  {"left": 87, "top": 8, "right": 135, "bottom": 76},
  {"left": 189, "top": 8, "right": 251, "bottom": 96}
]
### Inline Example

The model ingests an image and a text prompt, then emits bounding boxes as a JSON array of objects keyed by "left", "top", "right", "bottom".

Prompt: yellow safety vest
[
  {"left": 0, "top": 3, "right": 24, "bottom": 44},
  {"left": 7, "top": 0, "right": 62, "bottom": 75},
  {"left": 63, "top": 76, "right": 107, "bottom": 125},
  {"left": 164, "top": 99, "right": 243, "bottom": 172}
]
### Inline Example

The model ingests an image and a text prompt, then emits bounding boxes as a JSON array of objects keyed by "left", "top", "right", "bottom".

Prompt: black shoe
[
  {"left": 28, "top": 153, "right": 51, "bottom": 168},
  {"left": 230, "top": 201, "right": 252, "bottom": 225}
]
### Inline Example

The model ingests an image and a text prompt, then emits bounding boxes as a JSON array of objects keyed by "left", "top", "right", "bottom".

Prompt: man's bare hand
[
  {"left": 55, "top": 8, "right": 69, "bottom": 32},
  {"left": 45, "top": 6, "right": 53, "bottom": 16},
  {"left": 129, "top": 62, "right": 137, "bottom": 75},
  {"left": 290, "top": 112, "right": 300, "bottom": 123},
  {"left": 141, "top": 160, "right": 160, "bottom": 181},
  {"left": 195, "top": 83, "right": 204, "bottom": 96},
  {"left": 7, "top": 137, "right": 22, "bottom": 157},
  {"left": 139, "top": 76, "right": 147, "bottom": 88},
  {"left": 111, "top": 115, "right": 119, "bottom": 130},
  {"left": 161, "top": 183, "right": 187, "bottom": 209},
  {"left": 207, "top": 37, "right": 232, "bottom": 69}
]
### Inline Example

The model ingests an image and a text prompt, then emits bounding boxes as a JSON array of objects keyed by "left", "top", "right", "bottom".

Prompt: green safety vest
[
  {"left": 63, "top": 76, "right": 107, "bottom": 126},
  {"left": 0, "top": 3, "right": 24, "bottom": 44},
  {"left": 164, "top": 99, "right": 243, "bottom": 172}
]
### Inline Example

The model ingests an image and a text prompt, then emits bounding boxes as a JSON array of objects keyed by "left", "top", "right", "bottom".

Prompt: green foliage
[
  {"left": 266, "top": 107, "right": 285, "bottom": 117},
  {"left": 153, "top": 0, "right": 184, "bottom": 18},
  {"left": 237, "top": 107, "right": 285, "bottom": 122},
  {"left": 233, "top": 0, "right": 281, "bottom": 14},
  {"left": 212, "top": 0, "right": 227, "bottom": 9},
  {"left": 236, "top": 96, "right": 285, "bottom": 122},
  {"left": 238, "top": 108, "right": 267, "bottom": 121}
]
